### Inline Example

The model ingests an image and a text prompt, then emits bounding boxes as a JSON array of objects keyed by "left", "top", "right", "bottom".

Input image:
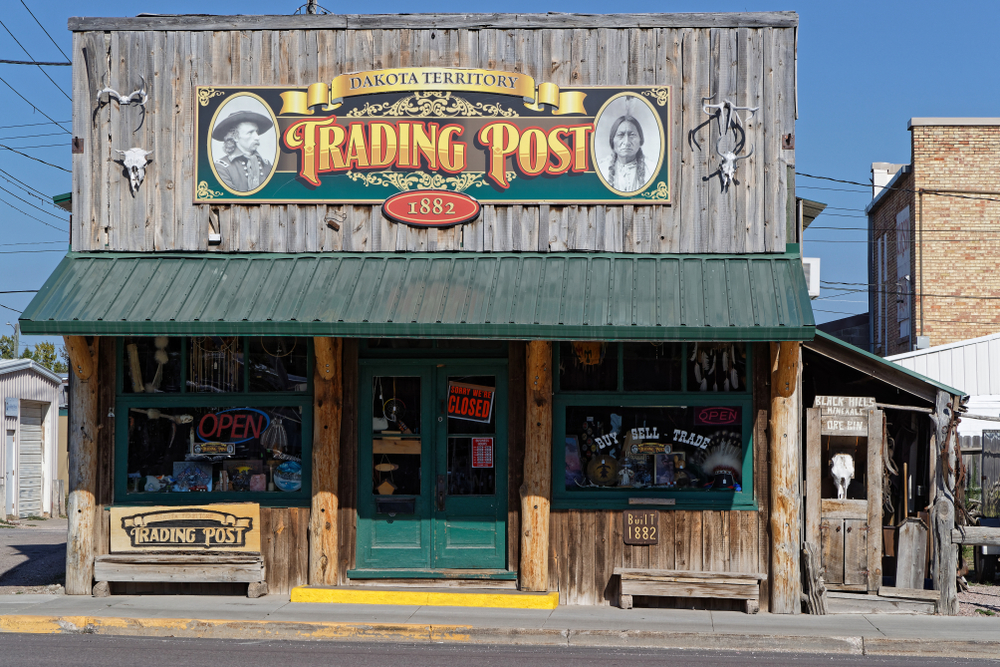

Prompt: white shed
[
  {"left": 0, "top": 359, "right": 62, "bottom": 518},
  {"left": 888, "top": 332, "right": 1000, "bottom": 438}
]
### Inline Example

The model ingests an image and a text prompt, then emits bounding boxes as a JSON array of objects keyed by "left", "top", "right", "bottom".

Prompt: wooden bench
[
  {"left": 93, "top": 552, "right": 267, "bottom": 598},
  {"left": 615, "top": 568, "right": 766, "bottom": 613}
]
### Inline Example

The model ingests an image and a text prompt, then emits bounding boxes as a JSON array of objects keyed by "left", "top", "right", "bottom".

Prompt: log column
[
  {"left": 520, "top": 341, "right": 552, "bottom": 592},
  {"left": 930, "top": 389, "right": 959, "bottom": 615},
  {"left": 769, "top": 341, "right": 802, "bottom": 613},
  {"left": 64, "top": 336, "right": 99, "bottom": 595},
  {"left": 310, "top": 337, "right": 342, "bottom": 585}
]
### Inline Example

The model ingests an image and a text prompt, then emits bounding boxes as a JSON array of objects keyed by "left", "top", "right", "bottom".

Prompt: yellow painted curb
[
  {"left": 290, "top": 587, "right": 560, "bottom": 610},
  {"left": 0, "top": 614, "right": 473, "bottom": 643}
]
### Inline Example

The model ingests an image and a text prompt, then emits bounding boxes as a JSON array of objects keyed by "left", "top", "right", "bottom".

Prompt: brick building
[{"left": 868, "top": 118, "right": 1000, "bottom": 356}]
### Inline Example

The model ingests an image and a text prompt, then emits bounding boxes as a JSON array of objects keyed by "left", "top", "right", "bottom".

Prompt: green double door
[{"left": 356, "top": 361, "right": 507, "bottom": 573}]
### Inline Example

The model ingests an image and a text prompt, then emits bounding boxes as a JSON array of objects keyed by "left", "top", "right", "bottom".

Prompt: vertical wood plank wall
[
  {"left": 72, "top": 20, "right": 795, "bottom": 255},
  {"left": 548, "top": 343, "right": 772, "bottom": 606}
]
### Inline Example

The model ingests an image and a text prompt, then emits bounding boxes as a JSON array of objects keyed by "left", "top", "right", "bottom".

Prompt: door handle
[{"left": 436, "top": 474, "right": 446, "bottom": 511}]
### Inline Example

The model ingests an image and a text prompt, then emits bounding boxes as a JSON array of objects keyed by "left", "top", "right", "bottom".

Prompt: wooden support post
[
  {"left": 520, "top": 340, "right": 552, "bottom": 592},
  {"left": 769, "top": 341, "right": 802, "bottom": 613},
  {"left": 866, "top": 410, "right": 884, "bottom": 593},
  {"left": 64, "top": 336, "right": 99, "bottom": 596},
  {"left": 309, "top": 337, "right": 342, "bottom": 586},
  {"left": 929, "top": 390, "right": 959, "bottom": 615}
]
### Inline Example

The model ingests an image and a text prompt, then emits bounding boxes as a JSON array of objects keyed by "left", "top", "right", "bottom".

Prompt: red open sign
[{"left": 447, "top": 382, "right": 495, "bottom": 423}]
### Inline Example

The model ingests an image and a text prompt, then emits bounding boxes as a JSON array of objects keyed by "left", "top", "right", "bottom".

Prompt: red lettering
[
  {"left": 232, "top": 414, "right": 246, "bottom": 439},
  {"left": 218, "top": 413, "right": 233, "bottom": 437},
  {"left": 448, "top": 395, "right": 457, "bottom": 413},
  {"left": 198, "top": 414, "right": 218, "bottom": 439},
  {"left": 460, "top": 396, "right": 469, "bottom": 415},
  {"left": 247, "top": 415, "right": 264, "bottom": 439}
]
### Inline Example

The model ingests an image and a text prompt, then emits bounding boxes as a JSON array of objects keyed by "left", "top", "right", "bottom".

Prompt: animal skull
[
  {"left": 716, "top": 135, "right": 754, "bottom": 190},
  {"left": 115, "top": 147, "right": 153, "bottom": 196},
  {"left": 829, "top": 453, "right": 855, "bottom": 500}
]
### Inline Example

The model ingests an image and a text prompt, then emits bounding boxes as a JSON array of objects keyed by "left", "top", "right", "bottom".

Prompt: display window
[
  {"left": 114, "top": 337, "right": 312, "bottom": 505},
  {"left": 554, "top": 342, "right": 753, "bottom": 510}
]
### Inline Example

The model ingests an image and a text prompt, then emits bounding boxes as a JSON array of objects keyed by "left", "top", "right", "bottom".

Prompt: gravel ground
[
  {"left": 959, "top": 582, "right": 1000, "bottom": 617},
  {"left": 0, "top": 516, "right": 67, "bottom": 595}
]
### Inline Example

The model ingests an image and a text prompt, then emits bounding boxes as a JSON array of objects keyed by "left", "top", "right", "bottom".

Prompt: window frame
[
  {"left": 114, "top": 336, "right": 313, "bottom": 507},
  {"left": 552, "top": 341, "right": 755, "bottom": 511}
]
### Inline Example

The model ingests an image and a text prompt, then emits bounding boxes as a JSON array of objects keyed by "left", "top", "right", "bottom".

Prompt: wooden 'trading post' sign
[
  {"left": 814, "top": 396, "right": 875, "bottom": 436},
  {"left": 110, "top": 504, "right": 261, "bottom": 553}
]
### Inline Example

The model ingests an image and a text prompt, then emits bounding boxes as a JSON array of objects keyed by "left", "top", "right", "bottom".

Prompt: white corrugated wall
[{"left": 0, "top": 364, "right": 61, "bottom": 517}]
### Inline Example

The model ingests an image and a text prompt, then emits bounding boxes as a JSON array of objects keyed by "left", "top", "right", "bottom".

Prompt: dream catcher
[
  {"left": 257, "top": 337, "right": 298, "bottom": 389},
  {"left": 189, "top": 336, "right": 241, "bottom": 392}
]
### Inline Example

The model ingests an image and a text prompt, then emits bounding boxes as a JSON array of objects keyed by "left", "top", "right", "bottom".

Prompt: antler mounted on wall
[
  {"left": 95, "top": 75, "right": 149, "bottom": 132},
  {"left": 700, "top": 95, "right": 759, "bottom": 191}
]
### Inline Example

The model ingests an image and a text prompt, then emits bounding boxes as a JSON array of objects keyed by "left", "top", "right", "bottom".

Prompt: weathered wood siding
[
  {"left": 548, "top": 343, "right": 771, "bottom": 606},
  {"left": 71, "top": 15, "right": 796, "bottom": 255}
]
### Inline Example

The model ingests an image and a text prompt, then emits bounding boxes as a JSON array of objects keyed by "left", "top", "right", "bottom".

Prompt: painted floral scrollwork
[
  {"left": 640, "top": 182, "right": 670, "bottom": 201},
  {"left": 197, "top": 181, "right": 225, "bottom": 198},
  {"left": 346, "top": 170, "right": 516, "bottom": 193},
  {"left": 642, "top": 87, "right": 669, "bottom": 107},
  {"left": 345, "top": 91, "right": 519, "bottom": 118},
  {"left": 198, "top": 88, "right": 226, "bottom": 106}
]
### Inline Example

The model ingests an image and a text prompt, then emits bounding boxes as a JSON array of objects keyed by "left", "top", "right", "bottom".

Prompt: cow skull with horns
[
  {"left": 115, "top": 148, "right": 153, "bottom": 196},
  {"left": 701, "top": 96, "right": 759, "bottom": 191}
]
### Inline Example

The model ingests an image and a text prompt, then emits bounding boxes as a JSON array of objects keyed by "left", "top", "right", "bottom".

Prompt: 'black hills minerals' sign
[{"left": 195, "top": 67, "right": 671, "bottom": 205}]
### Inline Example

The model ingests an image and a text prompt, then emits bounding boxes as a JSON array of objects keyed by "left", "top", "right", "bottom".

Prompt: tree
[
  {"left": 0, "top": 336, "right": 69, "bottom": 374},
  {"left": 0, "top": 334, "right": 14, "bottom": 360}
]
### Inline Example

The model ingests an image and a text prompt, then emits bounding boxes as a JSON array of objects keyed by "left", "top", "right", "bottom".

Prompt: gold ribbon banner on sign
[{"left": 278, "top": 67, "right": 587, "bottom": 116}]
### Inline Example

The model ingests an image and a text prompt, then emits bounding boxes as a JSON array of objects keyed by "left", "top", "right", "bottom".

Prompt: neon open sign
[{"left": 196, "top": 408, "right": 270, "bottom": 444}]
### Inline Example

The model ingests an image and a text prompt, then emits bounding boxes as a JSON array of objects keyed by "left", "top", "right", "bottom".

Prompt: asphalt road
[
  {"left": 0, "top": 636, "right": 995, "bottom": 667},
  {"left": 0, "top": 517, "right": 66, "bottom": 593}
]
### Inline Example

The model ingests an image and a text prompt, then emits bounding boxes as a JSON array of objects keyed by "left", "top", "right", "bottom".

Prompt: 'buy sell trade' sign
[{"left": 447, "top": 382, "right": 495, "bottom": 424}]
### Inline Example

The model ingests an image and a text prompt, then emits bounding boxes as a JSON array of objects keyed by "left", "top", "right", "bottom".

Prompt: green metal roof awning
[{"left": 20, "top": 252, "right": 815, "bottom": 341}]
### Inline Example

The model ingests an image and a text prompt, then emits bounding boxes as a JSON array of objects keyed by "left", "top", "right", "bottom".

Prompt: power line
[
  {"left": 0, "top": 142, "right": 67, "bottom": 149},
  {"left": 0, "top": 119, "right": 70, "bottom": 130},
  {"left": 0, "top": 194, "right": 68, "bottom": 232},
  {"left": 0, "top": 59, "right": 70, "bottom": 66},
  {"left": 19, "top": 0, "right": 71, "bottom": 63},
  {"left": 0, "top": 142, "right": 68, "bottom": 149},
  {"left": 0, "top": 73, "right": 71, "bottom": 134},
  {"left": 0, "top": 289, "right": 39, "bottom": 292},
  {"left": 0, "top": 18, "right": 71, "bottom": 100},
  {"left": 0, "top": 248, "right": 65, "bottom": 254},
  {"left": 0, "top": 242, "right": 63, "bottom": 248},
  {"left": 0, "top": 143, "right": 70, "bottom": 172},
  {"left": 0, "top": 183, "right": 68, "bottom": 223},
  {"left": 0, "top": 169, "right": 66, "bottom": 212},
  {"left": 797, "top": 171, "right": 1000, "bottom": 205},
  {"left": 0, "top": 303, "right": 21, "bottom": 314},
  {"left": 0, "top": 131, "right": 68, "bottom": 140}
]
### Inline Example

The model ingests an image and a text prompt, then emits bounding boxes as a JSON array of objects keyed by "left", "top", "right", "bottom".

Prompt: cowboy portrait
[{"left": 210, "top": 94, "right": 278, "bottom": 194}]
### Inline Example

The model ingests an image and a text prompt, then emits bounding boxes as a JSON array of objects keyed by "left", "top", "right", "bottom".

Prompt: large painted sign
[
  {"left": 110, "top": 504, "right": 261, "bottom": 552},
  {"left": 195, "top": 67, "right": 671, "bottom": 205}
]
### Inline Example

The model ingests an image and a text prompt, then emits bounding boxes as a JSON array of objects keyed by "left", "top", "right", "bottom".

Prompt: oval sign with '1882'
[{"left": 382, "top": 190, "right": 481, "bottom": 228}]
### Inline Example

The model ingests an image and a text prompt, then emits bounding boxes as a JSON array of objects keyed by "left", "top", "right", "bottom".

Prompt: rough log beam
[
  {"left": 309, "top": 337, "right": 342, "bottom": 586},
  {"left": 769, "top": 341, "right": 801, "bottom": 614},
  {"left": 952, "top": 527, "right": 1000, "bottom": 546},
  {"left": 64, "top": 335, "right": 99, "bottom": 595},
  {"left": 520, "top": 341, "right": 552, "bottom": 592}
]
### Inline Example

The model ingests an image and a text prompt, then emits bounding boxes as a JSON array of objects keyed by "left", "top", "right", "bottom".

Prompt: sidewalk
[{"left": 1, "top": 592, "right": 999, "bottom": 660}]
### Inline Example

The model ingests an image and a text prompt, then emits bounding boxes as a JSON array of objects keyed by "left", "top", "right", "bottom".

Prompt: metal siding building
[{"left": 0, "top": 359, "right": 62, "bottom": 518}]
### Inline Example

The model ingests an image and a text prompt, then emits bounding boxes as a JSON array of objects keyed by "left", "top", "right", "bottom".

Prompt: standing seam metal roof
[{"left": 19, "top": 252, "right": 815, "bottom": 341}]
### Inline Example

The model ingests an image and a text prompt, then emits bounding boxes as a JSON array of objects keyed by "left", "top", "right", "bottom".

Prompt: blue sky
[{"left": 1, "top": 1, "right": 997, "bottom": 352}]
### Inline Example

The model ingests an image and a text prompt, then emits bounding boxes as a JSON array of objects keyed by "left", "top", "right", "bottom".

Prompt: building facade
[
  {"left": 868, "top": 119, "right": 1000, "bottom": 356},
  {"left": 1, "top": 359, "right": 62, "bottom": 519},
  {"left": 22, "top": 12, "right": 815, "bottom": 610}
]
